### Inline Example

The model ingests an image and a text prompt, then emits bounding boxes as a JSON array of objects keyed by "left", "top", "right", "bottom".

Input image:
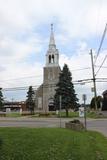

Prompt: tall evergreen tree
[
  {"left": 0, "top": 88, "right": 4, "bottom": 111},
  {"left": 54, "top": 64, "right": 78, "bottom": 117},
  {"left": 26, "top": 86, "right": 35, "bottom": 114}
]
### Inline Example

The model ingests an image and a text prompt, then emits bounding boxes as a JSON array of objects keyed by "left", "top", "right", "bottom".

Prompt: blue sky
[{"left": 0, "top": 0, "right": 107, "bottom": 103}]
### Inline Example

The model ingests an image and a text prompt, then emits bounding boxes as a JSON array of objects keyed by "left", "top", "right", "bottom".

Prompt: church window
[
  {"left": 49, "top": 55, "right": 51, "bottom": 63},
  {"left": 52, "top": 55, "right": 54, "bottom": 63}
]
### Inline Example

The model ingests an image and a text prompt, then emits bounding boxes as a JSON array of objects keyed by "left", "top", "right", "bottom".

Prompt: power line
[
  {"left": 96, "top": 80, "right": 107, "bottom": 82},
  {"left": 95, "top": 65, "right": 107, "bottom": 68},
  {"left": 73, "top": 78, "right": 93, "bottom": 83},
  {"left": 2, "top": 78, "right": 107, "bottom": 92},
  {"left": 70, "top": 67, "right": 90, "bottom": 72},
  {"left": 2, "top": 85, "right": 39, "bottom": 91},
  {"left": 1, "top": 80, "right": 93, "bottom": 91},
  {"left": 96, "top": 77, "right": 107, "bottom": 80},
  {"left": 95, "top": 55, "right": 107, "bottom": 76},
  {"left": 0, "top": 75, "right": 42, "bottom": 82},
  {"left": 0, "top": 67, "right": 91, "bottom": 82},
  {"left": 94, "top": 23, "right": 107, "bottom": 65},
  {"left": 2, "top": 77, "right": 107, "bottom": 91},
  {"left": 95, "top": 0, "right": 103, "bottom": 39}
]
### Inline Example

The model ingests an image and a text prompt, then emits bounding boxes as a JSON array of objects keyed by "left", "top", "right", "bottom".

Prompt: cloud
[
  {"left": 0, "top": 0, "right": 107, "bottom": 102},
  {"left": 0, "top": 0, "right": 107, "bottom": 36},
  {"left": 59, "top": 41, "right": 107, "bottom": 103},
  {"left": 0, "top": 65, "right": 5, "bottom": 72}
]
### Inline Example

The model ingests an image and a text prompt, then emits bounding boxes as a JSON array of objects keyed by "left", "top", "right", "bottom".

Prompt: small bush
[{"left": 69, "top": 119, "right": 81, "bottom": 124}]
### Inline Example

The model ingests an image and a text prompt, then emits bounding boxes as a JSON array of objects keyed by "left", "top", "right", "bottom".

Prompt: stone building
[{"left": 35, "top": 24, "right": 61, "bottom": 112}]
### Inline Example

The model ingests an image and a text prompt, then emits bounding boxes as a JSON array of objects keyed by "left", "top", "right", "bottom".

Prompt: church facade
[{"left": 35, "top": 25, "right": 61, "bottom": 112}]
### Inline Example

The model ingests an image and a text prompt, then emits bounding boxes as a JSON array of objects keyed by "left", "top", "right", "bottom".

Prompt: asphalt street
[{"left": 0, "top": 117, "right": 107, "bottom": 137}]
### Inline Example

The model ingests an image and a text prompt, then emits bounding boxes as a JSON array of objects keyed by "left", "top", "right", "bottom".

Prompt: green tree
[
  {"left": 54, "top": 64, "right": 79, "bottom": 117},
  {"left": 26, "top": 86, "right": 35, "bottom": 114},
  {"left": 90, "top": 96, "right": 102, "bottom": 110},
  {"left": 0, "top": 88, "right": 4, "bottom": 111}
]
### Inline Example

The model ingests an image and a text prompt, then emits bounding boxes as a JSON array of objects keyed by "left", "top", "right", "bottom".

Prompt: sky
[{"left": 0, "top": 0, "right": 107, "bottom": 103}]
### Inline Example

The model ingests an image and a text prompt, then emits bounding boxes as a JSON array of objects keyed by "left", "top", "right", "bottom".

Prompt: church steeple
[
  {"left": 49, "top": 24, "right": 56, "bottom": 48},
  {"left": 46, "top": 24, "right": 59, "bottom": 67}
]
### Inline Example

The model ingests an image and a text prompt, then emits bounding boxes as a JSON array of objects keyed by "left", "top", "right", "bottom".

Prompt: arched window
[
  {"left": 49, "top": 55, "right": 51, "bottom": 63},
  {"left": 52, "top": 55, "right": 54, "bottom": 63}
]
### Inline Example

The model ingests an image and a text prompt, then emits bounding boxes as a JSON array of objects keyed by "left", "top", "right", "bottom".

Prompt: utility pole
[{"left": 90, "top": 49, "right": 97, "bottom": 111}]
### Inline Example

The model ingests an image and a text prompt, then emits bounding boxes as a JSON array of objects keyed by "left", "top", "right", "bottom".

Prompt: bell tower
[
  {"left": 43, "top": 24, "right": 61, "bottom": 112},
  {"left": 46, "top": 24, "right": 59, "bottom": 67}
]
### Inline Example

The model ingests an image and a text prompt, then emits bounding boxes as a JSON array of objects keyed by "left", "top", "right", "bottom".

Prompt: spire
[
  {"left": 49, "top": 24, "right": 56, "bottom": 47},
  {"left": 46, "top": 24, "right": 59, "bottom": 67}
]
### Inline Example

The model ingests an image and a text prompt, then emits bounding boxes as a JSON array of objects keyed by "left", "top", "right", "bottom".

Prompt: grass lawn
[
  {"left": 4, "top": 110, "right": 106, "bottom": 119},
  {"left": 58, "top": 111, "right": 79, "bottom": 118},
  {"left": 57, "top": 111, "right": 107, "bottom": 119},
  {"left": 0, "top": 128, "right": 107, "bottom": 160},
  {"left": 6, "top": 112, "right": 21, "bottom": 117}
]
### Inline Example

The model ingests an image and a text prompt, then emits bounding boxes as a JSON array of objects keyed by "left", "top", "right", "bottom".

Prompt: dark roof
[
  {"left": 4, "top": 101, "right": 25, "bottom": 105},
  {"left": 102, "top": 90, "right": 107, "bottom": 95},
  {"left": 4, "top": 105, "right": 21, "bottom": 108}
]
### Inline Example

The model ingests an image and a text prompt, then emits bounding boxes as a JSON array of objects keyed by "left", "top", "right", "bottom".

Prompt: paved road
[
  {"left": 87, "top": 119, "right": 107, "bottom": 137},
  {"left": 0, "top": 117, "right": 107, "bottom": 137}
]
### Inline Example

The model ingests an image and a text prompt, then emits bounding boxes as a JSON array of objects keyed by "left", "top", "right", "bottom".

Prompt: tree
[
  {"left": 0, "top": 88, "right": 4, "bottom": 111},
  {"left": 54, "top": 64, "right": 79, "bottom": 117},
  {"left": 102, "top": 97, "right": 107, "bottom": 111},
  {"left": 26, "top": 86, "right": 35, "bottom": 114},
  {"left": 90, "top": 96, "right": 102, "bottom": 110}
]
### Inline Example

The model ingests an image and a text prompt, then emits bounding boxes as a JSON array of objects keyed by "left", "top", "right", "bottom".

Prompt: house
[{"left": 3, "top": 101, "right": 26, "bottom": 112}]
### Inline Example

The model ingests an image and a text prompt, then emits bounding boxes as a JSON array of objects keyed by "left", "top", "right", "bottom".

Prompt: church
[{"left": 35, "top": 24, "right": 61, "bottom": 112}]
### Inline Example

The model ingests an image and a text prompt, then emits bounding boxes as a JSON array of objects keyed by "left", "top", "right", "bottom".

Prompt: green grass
[
  {"left": 86, "top": 111, "right": 99, "bottom": 118},
  {"left": 5, "top": 111, "right": 106, "bottom": 119},
  {"left": 58, "top": 111, "right": 79, "bottom": 118},
  {"left": 87, "top": 111, "right": 107, "bottom": 118},
  {"left": 58, "top": 111, "right": 107, "bottom": 119},
  {"left": 6, "top": 112, "right": 21, "bottom": 117},
  {"left": 0, "top": 128, "right": 107, "bottom": 160}
]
